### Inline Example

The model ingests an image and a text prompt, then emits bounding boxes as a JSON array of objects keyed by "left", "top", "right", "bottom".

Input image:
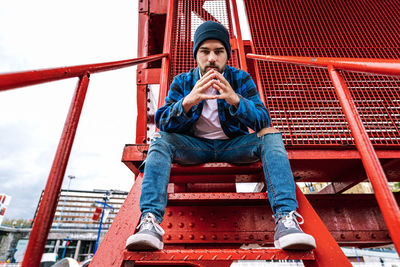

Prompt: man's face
[{"left": 196, "top": 39, "right": 228, "bottom": 75}]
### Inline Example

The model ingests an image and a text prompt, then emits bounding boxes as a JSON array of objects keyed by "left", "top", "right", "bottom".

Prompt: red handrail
[
  {"left": 11, "top": 53, "right": 168, "bottom": 267},
  {"left": 0, "top": 53, "right": 168, "bottom": 91},
  {"left": 248, "top": 53, "right": 400, "bottom": 254},
  {"left": 246, "top": 54, "right": 400, "bottom": 77}
]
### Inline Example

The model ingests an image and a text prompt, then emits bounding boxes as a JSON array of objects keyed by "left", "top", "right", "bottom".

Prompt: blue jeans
[{"left": 139, "top": 131, "right": 298, "bottom": 224}]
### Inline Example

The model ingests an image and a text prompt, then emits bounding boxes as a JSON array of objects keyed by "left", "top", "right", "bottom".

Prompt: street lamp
[{"left": 56, "top": 175, "right": 76, "bottom": 229}]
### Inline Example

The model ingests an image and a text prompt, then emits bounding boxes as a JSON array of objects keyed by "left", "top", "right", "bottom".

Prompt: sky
[
  {"left": 0, "top": 0, "right": 252, "bottom": 221},
  {"left": 0, "top": 0, "right": 139, "bottom": 220}
]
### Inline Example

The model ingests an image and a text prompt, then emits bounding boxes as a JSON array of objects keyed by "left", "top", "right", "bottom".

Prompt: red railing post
[
  {"left": 328, "top": 65, "right": 400, "bottom": 253},
  {"left": 22, "top": 72, "right": 90, "bottom": 267},
  {"left": 158, "top": 0, "right": 174, "bottom": 109},
  {"left": 230, "top": 0, "right": 248, "bottom": 72}
]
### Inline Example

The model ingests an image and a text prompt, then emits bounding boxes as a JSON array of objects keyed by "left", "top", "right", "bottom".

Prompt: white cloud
[{"left": 0, "top": 0, "right": 138, "bottom": 219}]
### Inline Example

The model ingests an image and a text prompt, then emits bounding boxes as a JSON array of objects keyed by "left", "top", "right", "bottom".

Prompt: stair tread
[
  {"left": 168, "top": 192, "right": 268, "bottom": 200},
  {"left": 123, "top": 248, "right": 315, "bottom": 261}
]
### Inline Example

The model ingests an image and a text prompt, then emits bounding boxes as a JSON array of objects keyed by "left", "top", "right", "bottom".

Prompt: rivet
[
  {"left": 200, "top": 216, "right": 205, "bottom": 222},
  {"left": 167, "top": 211, "right": 173, "bottom": 216},
  {"left": 179, "top": 211, "right": 184, "bottom": 216},
  {"left": 167, "top": 223, "right": 172, "bottom": 228},
  {"left": 212, "top": 235, "right": 217, "bottom": 240},
  {"left": 211, "top": 223, "right": 216, "bottom": 228},
  {"left": 200, "top": 235, "right": 206, "bottom": 240},
  {"left": 223, "top": 234, "right": 229, "bottom": 240},
  {"left": 340, "top": 234, "right": 345, "bottom": 239},
  {"left": 189, "top": 211, "right": 194, "bottom": 216},
  {"left": 371, "top": 234, "right": 376, "bottom": 239},
  {"left": 355, "top": 234, "right": 360, "bottom": 239},
  {"left": 166, "top": 234, "right": 171, "bottom": 240},
  {"left": 179, "top": 234, "right": 184, "bottom": 240},
  {"left": 189, "top": 223, "right": 195, "bottom": 228},
  {"left": 264, "top": 235, "right": 269, "bottom": 240},
  {"left": 189, "top": 234, "right": 194, "bottom": 240},
  {"left": 210, "top": 211, "right": 215, "bottom": 216},
  {"left": 234, "top": 235, "right": 239, "bottom": 240},
  {"left": 249, "top": 235, "right": 254, "bottom": 240},
  {"left": 233, "top": 222, "right": 238, "bottom": 228},
  {"left": 179, "top": 223, "right": 184, "bottom": 228}
]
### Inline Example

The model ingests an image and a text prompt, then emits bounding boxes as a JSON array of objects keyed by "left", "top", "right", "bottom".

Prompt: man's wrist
[{"left": 182, "top": 97, "right": 193, "bottom": 114}]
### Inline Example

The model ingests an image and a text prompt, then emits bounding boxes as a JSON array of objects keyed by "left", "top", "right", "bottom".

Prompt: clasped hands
[{"left": 182, "top": 69, "right": 240, "bottom": 114}]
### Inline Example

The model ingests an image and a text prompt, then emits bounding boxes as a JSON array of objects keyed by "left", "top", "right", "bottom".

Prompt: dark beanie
[{"left": 193, "top": 21, "right": 231, "bottom": 60}]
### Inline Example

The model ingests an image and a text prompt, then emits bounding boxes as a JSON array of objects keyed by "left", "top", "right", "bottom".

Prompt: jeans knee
[{"left": 257, "top": 127, "right": 280, "bottom": 137}]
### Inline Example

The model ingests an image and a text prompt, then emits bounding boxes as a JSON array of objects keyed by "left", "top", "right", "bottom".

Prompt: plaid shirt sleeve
[
  {"left": 228, "top": 70, "right": 271, "bottom": 131},
  {"left": 155, "top": 74, "right": 197, "bottom": 133}
]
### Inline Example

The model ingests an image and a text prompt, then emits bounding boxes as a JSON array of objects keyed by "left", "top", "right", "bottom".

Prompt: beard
[{"left": 200, "top": 62, "right": 226, "bottom": 76}]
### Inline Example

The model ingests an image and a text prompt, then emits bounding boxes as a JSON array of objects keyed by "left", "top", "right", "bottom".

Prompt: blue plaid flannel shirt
[{"left": 155, "top": 65, "right": 271, "bottom": 138}]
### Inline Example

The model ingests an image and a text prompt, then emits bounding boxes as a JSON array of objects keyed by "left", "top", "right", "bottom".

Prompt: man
[{"left": 126, "top": 21, "right": 316, "bottom": 251}]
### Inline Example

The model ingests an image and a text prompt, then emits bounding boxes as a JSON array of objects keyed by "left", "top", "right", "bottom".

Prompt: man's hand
[
  {"left": 182, "top": 69, "right": 218, "bottom": 113},
  {"left": 213, "top": 71, "right": 240, "bottom": 108}
]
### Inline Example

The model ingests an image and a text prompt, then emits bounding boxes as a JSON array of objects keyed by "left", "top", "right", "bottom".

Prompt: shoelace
[
  {"left": 282, "top": 211, "right": 304, "bottom": 229},
  {"left": 136, "top": 213, "right": 165, "bottom": 235}
]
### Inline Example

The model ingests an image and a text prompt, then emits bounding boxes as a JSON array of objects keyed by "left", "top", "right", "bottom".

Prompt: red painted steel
[
  {"left": 295, "top": 186, "right": 352, "bottom": 267},
  {"left": 158, "top": 0, "right": 174, "bottom": 108},
  {"left": 230, "top": 0, "right": 247, "bottom": 72},
  {"left": 22, "top": 73, "right": 90, "bottom": 267},
  {"left": 90, "top": 174, "right": 144, "bottom": 267},
  {"left": 123, "top": 249, "right": 315, "bottom": 261},
  {"left": 0, "top": 53, "right": 167, "bottom": 91},
  {"left": 328, "top": 66, "right": 400, "bottom": 253},
  {"left": 247, "top": 54, "right": 400, "bottom": 77},
  {"left": 243, "top": 0, "right": 400, "bottom": 147}
]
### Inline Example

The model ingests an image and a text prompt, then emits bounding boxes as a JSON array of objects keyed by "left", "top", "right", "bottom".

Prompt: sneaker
[
  {"left": 126, "top": 213, "right": 165, "bottom": 250},
  {"left": 274, "top": 211, "right": 316, "bottom": 250}
]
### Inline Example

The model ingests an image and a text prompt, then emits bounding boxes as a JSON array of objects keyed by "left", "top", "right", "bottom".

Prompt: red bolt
[
  {"left": 200, "top": 217, "right": 205, "bottom": 222},
  {"left": 189, "top": 234, "right": 194, "bottom": 240},
  {"left": 212, "top": 235, "right": 217, "bottom": 240},
  {"left": 166, "top": 235, "right": 171, "bottom": 240},
  {"left": 167, "top": 223, "right": 172, "bottom": 228},
  {"left": 179, "top": 234, "right": 183, "bottom": 240},
  {"left": 200, "top": 235, "right": 206, "bottom": 240},
  {"left": 249, "top": 235, "right": 254, "bottom": 240},
  {"left": 340, "top": 234, "right": 345, "bottom": 239},
  {"left": 355, "top": 234, "right": 360, "bottom": 239},
  {"left": 179, "top": 223, "right": 184, "bottom": 228},
  {"left": 371, "top": 234, "right": 376, "bottom": 239},
  {"left": 189, "top": 211, "right": 194, "bottom": 216},
  {"left": 179, "top": 211, "right": 184, "bottom": 216},
  {"left": 189, "top": 223, "right": 195, "bottom": 228},
  {"left": 167, "top": 211, "right": 172, "bottom": 216},
  {"left": 211, "top": 223, "right": 216, "bottom": 228},
  {"left": 264, "top": 235, "right": 269, "bottom": 240}
]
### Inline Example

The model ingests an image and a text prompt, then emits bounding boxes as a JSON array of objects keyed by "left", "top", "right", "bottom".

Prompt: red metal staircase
[{"left": 91, "top": 0, "right": 400, "bottom": 266}]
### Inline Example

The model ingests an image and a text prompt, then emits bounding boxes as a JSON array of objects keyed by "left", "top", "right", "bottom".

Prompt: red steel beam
[
  {"left": 230, "top": 0, "right": 248, "bottom": 72},
  {"left": 246, "top": 54, "right": 400, "bottom": 77},
  {"left": 328, "top": 66, "right": 400, "bottom": 253},
  {"left": 0, "top": 53, "right": 168, "bottom": 92},
  {"left": 21, "top": 73, "right": 90, "bottom": 267},
  {"left": 158, "top": 0, "right": 174, "bottom": 108}
]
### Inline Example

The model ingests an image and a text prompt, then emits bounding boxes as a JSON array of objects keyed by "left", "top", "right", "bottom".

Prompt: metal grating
[
  {"left": 169, "top": 0, "right": 238, "bottom": 86},
  {"left": 244, "top": 0, "right": 400, "bottom": 146}
]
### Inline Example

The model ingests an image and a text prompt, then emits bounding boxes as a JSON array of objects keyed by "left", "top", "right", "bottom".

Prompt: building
[{"left": 33, "top": 189, "right": 128, "bottom": 262}]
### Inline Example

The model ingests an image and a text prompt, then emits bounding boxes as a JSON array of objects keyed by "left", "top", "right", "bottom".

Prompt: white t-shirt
[{"left": 192, "top": 70, "right": 229, "bottom": 140}]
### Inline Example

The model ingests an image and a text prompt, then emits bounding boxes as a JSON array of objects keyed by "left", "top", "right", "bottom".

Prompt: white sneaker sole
[
  {"left": 274, "top": 233, "right": 316, "bottom": 250},
  {"left": 126, "top": 233, "right": 164, "bottom": 251}
]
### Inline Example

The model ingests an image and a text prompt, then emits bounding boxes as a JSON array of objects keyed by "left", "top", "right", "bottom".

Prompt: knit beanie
[{"left": 193, "top": 21, "right": 231, "bottom": 60}]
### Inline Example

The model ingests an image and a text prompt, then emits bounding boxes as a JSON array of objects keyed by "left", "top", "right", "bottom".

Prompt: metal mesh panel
[
  {"left": 169, "top": 0, "right": 238, "bottom": 86},
  {"left": 244, "top": 0, "right": 400, "bottom": 146}
]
